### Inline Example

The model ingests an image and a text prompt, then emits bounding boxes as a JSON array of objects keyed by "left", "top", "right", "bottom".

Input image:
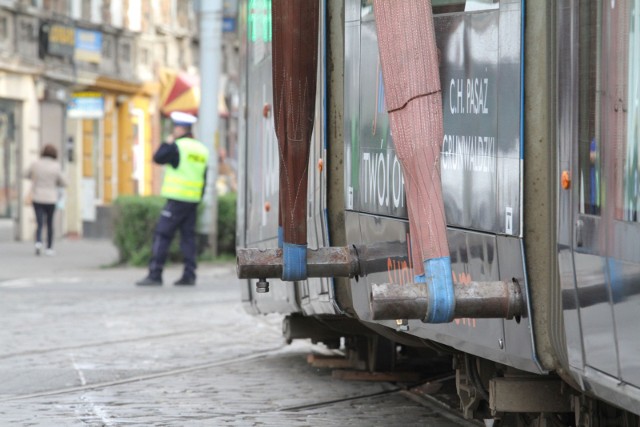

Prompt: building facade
[{"left": 0, "top": 0, "right": 201, "bottom": 241}]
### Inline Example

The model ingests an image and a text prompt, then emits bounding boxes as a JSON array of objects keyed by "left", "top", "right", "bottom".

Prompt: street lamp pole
[{"left": 198, "top": 0, "right": 223, "bottom": 256}]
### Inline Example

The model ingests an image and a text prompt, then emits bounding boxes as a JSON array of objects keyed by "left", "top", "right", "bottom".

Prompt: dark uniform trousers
[{"left": 149, "top": 199, "right": 198, "bottom": 281}]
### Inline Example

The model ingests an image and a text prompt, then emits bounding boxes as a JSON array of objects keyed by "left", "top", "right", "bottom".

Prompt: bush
[
  {"left": 112, "top": 195, "right": 236, "bottom": 266},
  {"left": 217, "top": 192, "right": 237, "bottom": 255}
]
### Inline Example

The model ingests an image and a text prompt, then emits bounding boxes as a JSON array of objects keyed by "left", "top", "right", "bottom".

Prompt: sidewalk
[
  {"left": 0, "top": 237, "right": 236, "bottom": 285},
  {"left": 0, "top": 238, "right": 122, "bottom": 282}
]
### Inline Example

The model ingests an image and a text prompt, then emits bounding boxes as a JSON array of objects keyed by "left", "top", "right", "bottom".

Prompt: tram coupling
[
  {"left": 370, "top": 279, "right": 525, "bottom": 322},
  {"left": 237, "top": 247, "right": 526, "bottom": 322}
]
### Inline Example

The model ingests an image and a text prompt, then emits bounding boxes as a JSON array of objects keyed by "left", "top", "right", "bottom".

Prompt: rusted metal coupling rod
[
  {"left": 370, "top": 279, "right": 525, "bottom": 322},
  {"left": 237, "top": 247, "right": 360, "bottom": 281}
]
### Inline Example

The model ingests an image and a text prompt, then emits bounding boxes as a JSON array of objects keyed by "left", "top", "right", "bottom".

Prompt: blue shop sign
[
  {"left": 75, "top": 29, "right": 102, "bottom": 63},
  {"left": 68, "top": 92, "right": 104, "bottom": 119},
  {"left": 223, "top": 17, "right": 236, "bottom": 32}
]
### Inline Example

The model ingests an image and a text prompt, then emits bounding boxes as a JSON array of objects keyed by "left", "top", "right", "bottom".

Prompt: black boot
[
  {"left": 136, "top": 276, "right": 163, "bottom": 286},
  {"left": 174, "top": 276, "right": 195, "bottom": 286}
]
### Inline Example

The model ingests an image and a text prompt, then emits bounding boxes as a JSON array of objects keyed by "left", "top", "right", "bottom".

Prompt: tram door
[
  {"left": 597, "top": 0, "right": 640, "bottom": 389},
  {"left": 569, "top": 0, "right": 619, "bottom": 380},
  {"left": 561, "top": 0, "right": 640, "bottom": 388}
]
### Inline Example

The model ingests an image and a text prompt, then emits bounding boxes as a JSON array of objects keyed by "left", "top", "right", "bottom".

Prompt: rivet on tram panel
[{"left": 561, "top": 170, "right": 571, "bottom": 189}]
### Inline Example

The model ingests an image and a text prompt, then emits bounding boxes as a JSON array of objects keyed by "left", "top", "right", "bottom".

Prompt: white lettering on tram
[
  {"left": 441, "top": 134, "right": 496, "bottom": 173},
  {"left": 362, "top": 146, "right": 405, "bottom": 209},
  {"left": 449, "top": 77, "right": 489, "bottom": 115}
]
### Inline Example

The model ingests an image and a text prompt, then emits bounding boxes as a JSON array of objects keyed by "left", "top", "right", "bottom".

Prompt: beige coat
[{"left": 26, "top": 158, "right": 66, "bottom": 204}]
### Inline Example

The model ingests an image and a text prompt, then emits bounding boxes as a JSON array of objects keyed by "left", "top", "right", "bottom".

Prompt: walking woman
[{"left": 25, "top": 144, "right": 66, "bottom": 256}]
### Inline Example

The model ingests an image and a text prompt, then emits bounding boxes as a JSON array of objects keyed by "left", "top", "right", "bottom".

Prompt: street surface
[{"left": 0, "top": 239, "right": 474, "bottom": 426}]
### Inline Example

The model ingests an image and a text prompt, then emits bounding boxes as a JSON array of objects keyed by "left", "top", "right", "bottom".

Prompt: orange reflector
[
  {"left": 263, "top": 103, "right": 271, "bottom": 118},
  {"left": 561, "top": 170, "right": 571, "bottom": 189},
  {"left": 264, "top": 201, "right": 271, "bottom": 212},
  {"left": 318, "top": 158, "right": 324, "bottom": 173}
]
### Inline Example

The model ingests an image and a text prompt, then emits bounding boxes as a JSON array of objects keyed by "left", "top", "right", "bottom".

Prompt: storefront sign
[
  {"left": 75, "top": 29, "right": 102, "bottom": 63},
  {"left": 67, "top": 92, "right": 104, "bottom": 119},
  {"left": 40, "top": 22, "right": 75, "bottom": 58}
]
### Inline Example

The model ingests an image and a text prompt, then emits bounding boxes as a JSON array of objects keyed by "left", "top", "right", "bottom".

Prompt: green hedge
[
  {"left": 217, "top": 192, "right": 237, "bottom": 255},
  {"left": 113, "top": 194, "right": 236, "bottom": 266}
]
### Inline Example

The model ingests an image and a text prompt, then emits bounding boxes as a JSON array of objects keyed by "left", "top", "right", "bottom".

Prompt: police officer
[{"left": 136, "top": 111, "right": 210, "bottom": 286}]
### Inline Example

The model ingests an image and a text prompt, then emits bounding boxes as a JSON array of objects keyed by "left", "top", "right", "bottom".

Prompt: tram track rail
[
  {"left": 2, "top": 342, "right": 480, "bottom": 425},
  {"left": 0, "top": 327, "right": 223, "bottom": 361},
  {"left": 2, "top": 344, "right": 473, "bottom": 419},
  {"left": 0, "top": 345, "right": 287, "bottom": 403}
]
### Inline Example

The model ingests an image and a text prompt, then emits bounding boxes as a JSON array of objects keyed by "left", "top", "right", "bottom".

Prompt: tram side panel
[
  {"left": 239, "top": 0, "right": 339, "bottom": 317},
  {"left": 343, "top": 2, "right": 542, "bottom": 373}
]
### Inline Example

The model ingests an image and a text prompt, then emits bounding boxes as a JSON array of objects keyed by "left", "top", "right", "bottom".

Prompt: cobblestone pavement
[{"left": 0, "top": 240, "right": 474, "bottom": 426}]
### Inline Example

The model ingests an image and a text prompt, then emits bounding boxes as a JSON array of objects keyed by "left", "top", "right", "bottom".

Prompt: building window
[
  {"left": 140, "top": 46, "right": 149, "bottom": 65},
  {"left": 44, "top": 0, "right": 66, "bottom": 13},
  {"left": 176, "top": 0, "right": 190, "bottom": 29},
  {"left": 82, "top": 0, "right": 91, "bottom": 21},
  {"left": 91, "top": 0, "right": 103, "bottom": 24},
  {"left": 102, "top": 35, "right": 113, "bottom": 59},
  {"left": 110, "top": 0, "right": 123, "bottom": 27},
  {"left": 0, "top": 16, "right": 8, "bottom": 41},
  {"left": 128, "top": 0, "right": 141, "bottom": 32},
  {"left": 120, "top": 41, "right": 131, "bottom": 63}
]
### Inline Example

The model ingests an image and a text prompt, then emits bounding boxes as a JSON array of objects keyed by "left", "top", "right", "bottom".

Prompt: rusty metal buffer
[{"left": 236, "top": 247, "right": 525, "bottom": 323}]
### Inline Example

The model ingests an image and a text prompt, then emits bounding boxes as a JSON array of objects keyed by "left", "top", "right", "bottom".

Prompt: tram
[{"left": 236, "top": 0, "right": 640, "bottom": 424}]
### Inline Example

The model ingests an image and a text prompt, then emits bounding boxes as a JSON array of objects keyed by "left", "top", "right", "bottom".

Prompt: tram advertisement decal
[{"left": 347, "top": 10, "right": 517, "bottom": 234}]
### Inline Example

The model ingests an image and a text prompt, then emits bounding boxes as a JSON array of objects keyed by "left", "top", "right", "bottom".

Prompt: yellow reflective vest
[{"left": 161, "top": 137, "right": 209, "bottom": 203}]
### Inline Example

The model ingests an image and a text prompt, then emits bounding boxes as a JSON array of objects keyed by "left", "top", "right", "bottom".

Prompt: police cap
[{"left": 170, "top": 111, "right": 198, "bottom": 127}]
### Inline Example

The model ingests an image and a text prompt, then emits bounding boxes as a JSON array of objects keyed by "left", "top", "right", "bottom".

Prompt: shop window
[
  {"left": 0, "top": 101, "right": 19, "bottom": 219},
  {"left": 91, "top": 119, "right": 104, "bottom": 202}
]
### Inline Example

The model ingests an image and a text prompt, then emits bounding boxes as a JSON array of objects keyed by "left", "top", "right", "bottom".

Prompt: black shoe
[
  {"left": 136, "top": 276, "right": 163, "bottom": 286},
  {"left": 174, "top": 277, "right": 195, "bottom": 286}
]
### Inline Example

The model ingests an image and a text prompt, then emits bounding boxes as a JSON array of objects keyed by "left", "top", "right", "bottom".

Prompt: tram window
[
  {"left": 620, "top": 1, "right": 640, "bottom": 222},
  {"left": 601, "top": 0, "right": 640, "bottom": 223},
  {"left": 432, "top": 0, "right": 500, "bottom": 14},
  {"left": 577, "top": 0, "right": 602, "bottom": 216},
  {"left": 432, "top": 0, "right": 465, "bottom": 14},
  {"left": 362, "top": 0, "right": 498, "bottom": 15},
  {"left": 464, "top": 0, "right": 499, "bottom": 12}
]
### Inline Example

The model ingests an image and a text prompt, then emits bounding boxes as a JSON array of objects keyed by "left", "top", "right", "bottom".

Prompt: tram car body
[{"left": 236, "top": 0, "right": 640, "bottom": 422}]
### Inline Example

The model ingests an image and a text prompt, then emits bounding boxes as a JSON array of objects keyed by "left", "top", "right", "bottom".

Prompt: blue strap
[
  {"left": 423, "top": 256, "right": 455, "bottom": 323},
  {"left": 414, "top": 274, "right": 426, "bottom": 283},
  {"left": 282, "top": 243, "right": 307, "bottom": 281},
  {"left": 278, "top": 226, "right": 284, "bottom": 249}
]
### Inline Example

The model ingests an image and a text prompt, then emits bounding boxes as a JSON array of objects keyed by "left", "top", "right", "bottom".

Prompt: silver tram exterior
[{"left": 236, "top": 0, "right": 640, "bottom": 423}]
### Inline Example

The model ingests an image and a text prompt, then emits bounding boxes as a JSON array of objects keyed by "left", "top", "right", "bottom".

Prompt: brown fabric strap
[{"left": 272, "top": 0, "right": 320, "bottom": 246}]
